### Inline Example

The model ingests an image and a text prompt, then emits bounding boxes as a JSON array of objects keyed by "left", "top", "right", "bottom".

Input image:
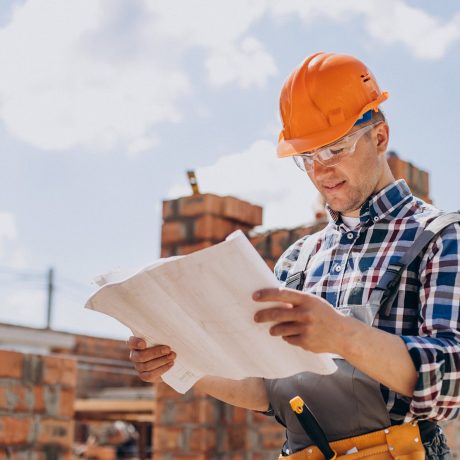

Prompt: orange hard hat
[{"left": 277, "top": 52, "right": 389, "bottom": 158}]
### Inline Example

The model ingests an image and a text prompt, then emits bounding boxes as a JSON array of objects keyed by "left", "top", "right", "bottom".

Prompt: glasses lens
[
  {"left": 293, "top": 155, "right": 313, "bottom": 171},
  {"left": 292, "top": 123, "right": 378, "bottom": 171},
  {"left": 316, "top": 124, "right": 375, "bottom": 167}
]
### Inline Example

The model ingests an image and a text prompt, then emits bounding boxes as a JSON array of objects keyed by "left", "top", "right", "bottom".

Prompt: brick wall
[
  {"left": 153, "top": 383, "right": 284, "bottom": 460},
  {"left": 0, "top": 350, "right": 76, "bottom": 459},
  {"left": 161, "top": 194, "right": 262, "bottom": 258},
  {"left": 387, "top": 151, "right": 431, "bottom": 203}
]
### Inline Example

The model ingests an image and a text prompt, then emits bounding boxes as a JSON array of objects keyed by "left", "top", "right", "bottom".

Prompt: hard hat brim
[{"left": 277, "top": 92, "right": 389, "bottom": 158}]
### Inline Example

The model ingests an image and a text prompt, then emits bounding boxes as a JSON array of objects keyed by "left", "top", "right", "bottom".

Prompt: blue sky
[{"left": 1, "top": 0, "right": 459, "bottom": 339}]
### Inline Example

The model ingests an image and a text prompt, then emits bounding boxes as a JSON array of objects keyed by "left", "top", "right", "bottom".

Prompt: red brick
[
  {"left": 250, "top": 233, "right": 270, "bottom": 258},
  {"left": 264, "top": 259, "right": 276, "bottom": 271},
  {"left": 0, "top": 416, "right": 33, "bottom": 445},
  {"left": 222, "top": 196, "right": 263, "bottom": 226},
  {"left": 188, "top": 427, "right": 216, "bottom": 452},
  {"left": 227, "top": 424, "right": 247, "bottom": 450},
  {"left": 194, "top": 215, "right": 238, "bottom": 241},
  {"left": 387, "top": 155, "right": 406, "bottom": 180},
  {"left": 257, "top": 423, "right": 285, "bottom": 449},
  {"left": 42, "top": 356, "right": 76, "bottom": 388},
  {"left": 231, "top": 406, "right": 248, "bottom": 423},
  {"left": 35, "top": 418, "right": 74, "bottom": 447},
  {"left": 170, "top": 456, "right": 208, "bottom": 460},
  {"left": 270, "top": 230, "right": 290, "bottom": 259},
  {"left": 58, "top": 388, "right": 75, "bottom": 417},
  {"left": 178, "top": 194, "right": 224, "bottom": 217},
  {"left": 84, "top": 445, "right": 116, "bottom": 459},
  {"left": 252, "top": 410, "right": 272, "bottom": 423},
  {"left": 153, "top": 426, "right": 183, "bottom": 451},
  {"left": 0, "top": 350, "right": 23, "bottom": 379},
  {"left": 162, "top": 200, "right": 178, "bottom": 221},
  {"left": 33, "top": 386, "right": 45, "bottom": 413},
  {"left": 193, "top": 398, "right": 216, "bottom": 424},
  {"left": 176, "top": 241, "right": 213, "bottom": 255},
  {"left": 161, "top": 246, "right": 177, "bottom": 257},
  {"left": 161, "top": 221, "right": 188, "bottom": 245},
  {"left": 0, "top": 387, "right": 7, "bottom": 411},
  {"left": 155, "top": 382, "right": 181, "bottom": 399}
]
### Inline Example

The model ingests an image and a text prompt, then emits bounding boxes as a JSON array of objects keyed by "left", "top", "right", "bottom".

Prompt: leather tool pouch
[{"left": 280, "top": 422, "right": 425, "bottom": 460}]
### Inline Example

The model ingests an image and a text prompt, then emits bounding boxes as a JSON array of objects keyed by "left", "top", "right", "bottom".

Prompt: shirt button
[
  {"left": 373, "top": 216, "right": 379, "bottom": 222},
  {"left": 334, "top": 264, "right": 342, "bottom": 273},
  {"left": 347, "top": 232, "right": 354, "bottom": 240}
]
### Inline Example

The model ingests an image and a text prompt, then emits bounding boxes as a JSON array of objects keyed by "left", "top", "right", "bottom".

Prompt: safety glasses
[{"left": 293, "top": 123, "right": 379, "bottom": 172}]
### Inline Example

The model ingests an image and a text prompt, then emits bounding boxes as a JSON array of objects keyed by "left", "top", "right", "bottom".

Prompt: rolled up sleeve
[{"left": 401, "top": 223, "right": 460, "bottom": 421}]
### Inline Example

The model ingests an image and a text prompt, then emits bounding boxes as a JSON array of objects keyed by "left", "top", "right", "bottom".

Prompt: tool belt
[{"left": 279, "top": 422, "right": 425, "bottom": 460}]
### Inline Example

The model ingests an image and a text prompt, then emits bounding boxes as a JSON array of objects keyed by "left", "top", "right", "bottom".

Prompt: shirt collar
[{"left": 326, "top": 179, "right": 413, "bottom": 227}]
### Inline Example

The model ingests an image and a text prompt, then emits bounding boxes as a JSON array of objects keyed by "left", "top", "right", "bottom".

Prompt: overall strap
[
  {"left": 369, "top": 211, "right": 460, "bottom": 317},
  {"left": 285, "top": 231, "right": 322, "bottom": 291}
]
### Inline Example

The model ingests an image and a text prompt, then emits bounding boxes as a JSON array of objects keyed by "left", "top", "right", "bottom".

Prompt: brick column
[
  {"left": 387, "top": 152, "right": 431, "bottom": 203},
  {"left": 153, "top": 383, "right": 218, "bottom": 459},
  {"left": 153, "top": 382, "right": 286, "bottom": 460},
  {"left": 0, "top": 350, "right": 76, "bottom": 459},
  {"left": 161, "top": 194, "right": 263, "bottom": 257}
]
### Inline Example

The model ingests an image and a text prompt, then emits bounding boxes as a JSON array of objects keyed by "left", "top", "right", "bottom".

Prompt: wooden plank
[
  {"left": 75, "top": 413, "right": 154, "bottom": 423},
  {"left": 75, "top": 399, "right": 155, "bottom": 413}
]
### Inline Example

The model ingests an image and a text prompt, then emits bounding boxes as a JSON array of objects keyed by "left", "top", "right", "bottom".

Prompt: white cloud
[
  {"left": 0, "top": 213, "right": 16, "bottom": 248},
  {"left": 363, "top": 1, "right": 460, "bottom": 60},
  {"left": 206, "top": 37, "right": 277, "bottom": 88},
  {"left": 168, "top": 139, "right": 320, "bottom": 230},
  {"left": 268, "top": 0, "right": 460, "bottom": 60},
  {"left": 0, "top": 0, "right": 190, "bottom": 152},
  {"left": 0, "top": 212, "right": 26, "bottom": 268},
  {"left": 0, "top": 0, "right": 275, "bottom": 153},
  {"left": 0, "top": 0, "right": 457, "bottom": 154},
  {"left": 0, "top": 290, "right": 46, "bottom": 328}
]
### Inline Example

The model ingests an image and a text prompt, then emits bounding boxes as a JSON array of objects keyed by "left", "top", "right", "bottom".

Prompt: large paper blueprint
[{"left": 85, "top": 231, "right": 336, "bottom": 393}]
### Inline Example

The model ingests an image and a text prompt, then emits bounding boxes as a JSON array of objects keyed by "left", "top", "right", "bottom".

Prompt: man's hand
[
  {"left": 253, "top": 287, "right": 348, "bottom": 354},
  {"left": 253, "top": 287, "right": 417, "bottom": 397},
  {"left": 127, "top": 336, "right": 176, "bottom": 383}
]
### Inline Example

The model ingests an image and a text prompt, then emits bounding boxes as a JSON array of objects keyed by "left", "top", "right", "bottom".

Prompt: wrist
[{"left": 333, "top": 314, "right": 366, "bottom": 359}]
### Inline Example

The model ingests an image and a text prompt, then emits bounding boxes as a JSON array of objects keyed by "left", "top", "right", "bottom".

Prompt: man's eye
[{"left": 330, "top": 148, "right": 344, "bottom": 155}]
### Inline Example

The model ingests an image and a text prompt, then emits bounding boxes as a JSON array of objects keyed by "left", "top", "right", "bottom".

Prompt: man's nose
[{"left": 310, "top": 158, "right": 334, "bottom": 177}]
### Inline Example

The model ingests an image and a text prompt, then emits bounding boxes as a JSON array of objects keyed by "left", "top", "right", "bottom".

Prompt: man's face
[{"left": 306, "top": 123, "right": 389, "bottom": 217}]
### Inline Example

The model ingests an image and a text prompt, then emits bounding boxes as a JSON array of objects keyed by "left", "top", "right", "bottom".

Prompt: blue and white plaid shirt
[{"left": 274, "top": 180, "right": 460, "bottom": 423}]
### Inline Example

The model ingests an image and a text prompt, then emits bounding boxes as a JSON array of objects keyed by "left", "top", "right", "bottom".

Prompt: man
[{"left": 128, "top": 52, "right": 460, "bottom": 458}]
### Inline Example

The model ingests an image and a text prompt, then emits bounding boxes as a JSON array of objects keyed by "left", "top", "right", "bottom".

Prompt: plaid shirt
[{"left": 274, "top": 180, "right": 460, "bottom": 423}]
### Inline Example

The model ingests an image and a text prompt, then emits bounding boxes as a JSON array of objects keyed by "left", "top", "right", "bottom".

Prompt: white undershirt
[{"left": 341, "top": 215, "right": 361, "bottom": 230}]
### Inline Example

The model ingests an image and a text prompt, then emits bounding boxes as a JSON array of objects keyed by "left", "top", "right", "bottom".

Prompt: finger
[
  {"left": 139, "top": 361, "right": 175, "bottom": 383},
  {"left": 282, "top": 335, "right": 304, "bottom": 347},
  {"left": 129, "top": 345, "right": 172, "bottom": 363},
  {"left": 254, "top": 306, "right": 307, "bottom": 324},
  {"left": 253, "top": 287, "right": 311, "bottom": 303},
  {"left": 269, "top": 322, "right": 305, "bottom": 337},
  {"left": 133, "top": 352, "right": 176, "bottom": 373},
  {"left": 127, "top": 336, "right": 146, "bottom": 350}
]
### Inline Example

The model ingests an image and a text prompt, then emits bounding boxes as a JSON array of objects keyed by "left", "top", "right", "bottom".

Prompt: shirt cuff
[{"left": 401, "top": 335, "right": 452, "bottom": 420}]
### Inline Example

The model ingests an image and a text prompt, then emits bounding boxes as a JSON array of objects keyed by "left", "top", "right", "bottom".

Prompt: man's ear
[{"left": 375, "top": 123, "right": 389, "bottom": 154}]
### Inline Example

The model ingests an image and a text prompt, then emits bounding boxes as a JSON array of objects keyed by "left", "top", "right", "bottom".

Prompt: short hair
[{"left": 371, "top": 109, "right": 386, "bottom": 124}]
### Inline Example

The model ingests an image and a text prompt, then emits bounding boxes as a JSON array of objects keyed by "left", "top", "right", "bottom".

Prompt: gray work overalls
[{"left": 264, "top": 215, "right": 459, "bottom": 458}]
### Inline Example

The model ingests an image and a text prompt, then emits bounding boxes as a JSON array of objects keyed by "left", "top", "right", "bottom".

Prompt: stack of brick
[
  {"left": 0, "top": 350, "right": 76, "bottom": 459},
  {"left": 62, "top": 334, "right": 148, "bottom": 399},
  {"left": 250, "top": 221, "right": 328, "bottom": 271},
  {"left": 153, "top": 382, "right": 285, "bottom": 460},
  {"left": 161, "top": 194, "right": 263, "bottom": 257},
  {"left": 387, "top": 151, "right": 431, "bottom": 203}
]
